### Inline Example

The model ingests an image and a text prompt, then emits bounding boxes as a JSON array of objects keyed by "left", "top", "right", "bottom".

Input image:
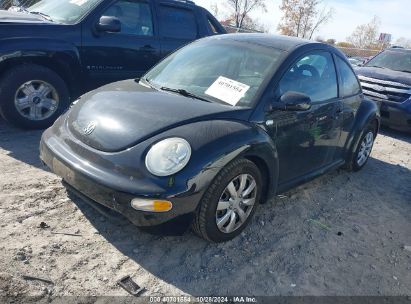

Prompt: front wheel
[
  {"left": 192, "top": 158, "right": 262, "bottom": 242},
  {"left": 0, "top": 64, "right": 70, "bottom": 129}
]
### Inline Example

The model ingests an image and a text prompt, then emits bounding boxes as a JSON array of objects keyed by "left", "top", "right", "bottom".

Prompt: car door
[
  {"left": 156, "top": 2, "right": 199, "bottom": 57},
  {"left": 81, "top": 0, "right": 161, "bottom": 89},
  {"left": 267, "top": 51, "right": 343, "bottom": 185},
  {"left": 334, "top": 55, "right": 364, "bottom": 157}
]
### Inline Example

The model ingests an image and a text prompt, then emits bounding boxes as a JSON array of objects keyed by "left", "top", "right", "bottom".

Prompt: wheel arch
[
  {"left": 0, "top": 50, "right": 82, "bottom": 98},
  {"left": 344, "top": 98, "right": 381, "bottom": 165},
  {"left": 243, "top": 154, "right": 273, "bottom": 204}
]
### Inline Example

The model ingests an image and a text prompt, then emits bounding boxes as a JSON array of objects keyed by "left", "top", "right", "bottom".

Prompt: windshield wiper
[
  {"left": 160, "top": 86, "right": 211, "bottom": 103},
  {"left": 30, "top": 11, "right": 53, "bottom": 21}
]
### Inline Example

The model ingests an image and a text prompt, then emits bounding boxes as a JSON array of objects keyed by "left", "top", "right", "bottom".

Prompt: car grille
[{"left": 359, "top": 75, "right": 411, "bottom": 104}]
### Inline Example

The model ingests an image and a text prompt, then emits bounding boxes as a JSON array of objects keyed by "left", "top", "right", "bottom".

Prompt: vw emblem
[
  {"left": 83, "top": 121, "right": 97, "bottom": 135},
  {"left": 372, "top": 85, "right": 385, "bottom": 92}
]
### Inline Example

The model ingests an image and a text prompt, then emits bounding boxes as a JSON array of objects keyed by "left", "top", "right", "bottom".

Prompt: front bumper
[
  {"left": 380, "top": 100, "right": 411, "bottom": 132},
  {"left": 40, "top": 127, "right": 204, "bottom": 228}
]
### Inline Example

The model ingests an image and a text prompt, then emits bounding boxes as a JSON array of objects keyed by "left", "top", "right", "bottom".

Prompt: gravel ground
[{"left": 0, "top": 118, "right": 410, "bottom": 300}]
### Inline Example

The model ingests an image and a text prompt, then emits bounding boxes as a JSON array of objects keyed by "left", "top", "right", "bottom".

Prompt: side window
[
  {"left": 103, "top": 0, "right": 153, "bottom": 36},
  {"left": 159, "top": 5, "right": 197, "bottom": 40},
  {"left": 277, "top": 52, "right": 338, "bottom": 103},
  {"left": 336, "top": 56, "right": 362, "bottom": 97}
]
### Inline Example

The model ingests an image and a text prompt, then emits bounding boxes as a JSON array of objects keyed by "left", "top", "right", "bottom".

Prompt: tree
[
  {"left": 347, "top": 16, "right": 381, "bottom": 49},
  {"left": 222, "top": 14, "right": 268, "bottom": 33},
  {"left": 224, "top": 0, "right": 267, "bottom": 29},
  {"left": 326, "top": 38, "right": 336, "bottom": 45},
  {"left": 278, "top": 0, "right": 333, "bottom": 39},
  {"left": 336, "top": 42, "right": 354, "bottom": 48}
]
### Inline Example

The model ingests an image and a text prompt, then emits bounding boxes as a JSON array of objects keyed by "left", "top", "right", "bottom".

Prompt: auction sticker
[{"left": 205, "top": 76, "right": 250, "bottom": 106}]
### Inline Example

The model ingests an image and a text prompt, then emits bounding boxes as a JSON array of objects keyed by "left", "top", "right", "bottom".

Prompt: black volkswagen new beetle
[{"left": 40, "top": 34, "right": 380, "bottom": 242}]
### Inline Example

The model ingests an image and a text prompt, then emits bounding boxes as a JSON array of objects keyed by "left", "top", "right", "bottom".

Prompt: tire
[
  {"left": 0, "top": 64, "right": 70, "bottom": 129},
  {"left": 192, "top": 158, "right": 262, "bottom": 243},
  {"left": 348, "top": 125, "right": 376, "bottom": 172}
]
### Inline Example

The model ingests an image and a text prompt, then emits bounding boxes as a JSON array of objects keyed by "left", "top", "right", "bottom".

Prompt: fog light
[{"left": 131, "top": 198, "right": 173, "bottom": 212}]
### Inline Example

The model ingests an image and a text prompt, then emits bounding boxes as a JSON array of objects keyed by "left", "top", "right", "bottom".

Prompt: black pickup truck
[{"left": 0, "top": 0, "right": 225, "bottom": 129}]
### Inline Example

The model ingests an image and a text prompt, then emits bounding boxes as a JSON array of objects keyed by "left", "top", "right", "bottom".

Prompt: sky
[{"left": 194, "top": 0, "right": 411, "bottom": 43}]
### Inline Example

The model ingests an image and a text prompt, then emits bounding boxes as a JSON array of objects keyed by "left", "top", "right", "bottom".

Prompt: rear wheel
[
  {"left": 192, "top": 159, "right": 262, "bottom": 242},
  {"left": 349, "top": 125, "right": 376, "bottom": 171},
  {"left": 0, "top": 64, "right": 70, "bottom": 129}
]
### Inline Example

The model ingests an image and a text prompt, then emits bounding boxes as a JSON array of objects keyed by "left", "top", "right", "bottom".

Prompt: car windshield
[
  {"left": 27, "top": 0, "right": 103, "bottom": 24},
  {"left": 365, "top": 50, "right": 411, "bottom": 73},
  {"left": 144, "top": 39, "right": 284, "bottom": 107}
]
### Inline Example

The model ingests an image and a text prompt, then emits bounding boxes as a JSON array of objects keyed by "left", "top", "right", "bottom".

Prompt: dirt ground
[{"left": 0, "top": 118, "right": 410, "bottom": 300}]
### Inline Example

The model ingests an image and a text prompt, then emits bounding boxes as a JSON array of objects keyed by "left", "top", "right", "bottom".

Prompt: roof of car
[{"left": 204, "top": 33, "right": 320, "bottom": 52}]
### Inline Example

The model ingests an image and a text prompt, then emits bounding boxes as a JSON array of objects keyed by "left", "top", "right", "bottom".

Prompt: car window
[
  {"left": 158, "top": 5, "right": 197, "bottom": 40},
  {"left": 336, "top": 56, "right": 361, "bottom": 97},
  {"left": 103, "top": 0, "right": 153, "bottom": 36},
  {"left": 145, "top": 40, "right": 283, "bottom": 107},
  {"left": 277, "top": 52, "right": 338, "bottom": 103},
  {"left": 28, "top": 0, "right": 103, "bottom": 24}
]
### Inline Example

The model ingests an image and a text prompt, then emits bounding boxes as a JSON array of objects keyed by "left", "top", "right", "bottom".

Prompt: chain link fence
[
  {"left": 336, "top": 47, "right": 380, "bottom": 59},
  {"left": 222, "top": 25, "right": 264, "bottom": 34},
  {"left": 0, "top": 0, "right": 40, "bottom": 10}
]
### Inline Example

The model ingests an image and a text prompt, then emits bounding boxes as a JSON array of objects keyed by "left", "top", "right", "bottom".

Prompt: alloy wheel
[
  {"left": 14, "top": 80, "right": 59, "bottom": 121},
  {"left": 216, "top": 174, "right": 258, "bottom": 234},
  {"left": 357, "top": 131, "right": 374, "bottom": 167}
]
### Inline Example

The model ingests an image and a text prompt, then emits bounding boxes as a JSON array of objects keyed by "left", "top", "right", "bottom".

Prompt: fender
[
  {"left": 0, "top": 37, "right": 82, "bottom": 96},
  {"left": 163, "top": 119, "right": 280, "bottom": 203},
  {"left": 344, "top": 97, "right": 381, "bottom": 162}
]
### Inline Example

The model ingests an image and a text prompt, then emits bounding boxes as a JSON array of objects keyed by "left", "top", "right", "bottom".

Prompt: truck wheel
[
  {"left": 192, "top": 158, "right": 262, "bottom": 242},
  {"left": 348, "top": 125, "right": 376, "bottom": 172},
  {"left": 0, "top": 64, "right": 70, "bottom": 129}
]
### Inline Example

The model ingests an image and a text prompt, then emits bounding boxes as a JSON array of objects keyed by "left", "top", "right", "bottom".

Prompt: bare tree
[
  {"left": 210, "top": 3, "right": 220, "bottom": 19},
  {"left": 278, "top": 0, "right": 333, "bottom": 39},
  {"left": 347, "top": 16, "right": 381, "bottom": 49},
  {"left": 225, "top": 0, "right": 267, "bottom": 29}
]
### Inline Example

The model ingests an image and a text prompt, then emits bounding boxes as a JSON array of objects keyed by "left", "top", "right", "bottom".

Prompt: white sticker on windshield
[
  {"left": 205, "top": 76, "right": 250, "bottom": 106},
  {"left": 70, "top": 0, "right": 88, "bottom": 6}
]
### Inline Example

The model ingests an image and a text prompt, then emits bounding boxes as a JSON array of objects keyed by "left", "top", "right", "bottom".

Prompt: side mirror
[
  {"left": 96, "top": 16, "right": 121, "bottom": 33},
  {"left": 272, "top": 91, "right": 312, "bottom": 111}
]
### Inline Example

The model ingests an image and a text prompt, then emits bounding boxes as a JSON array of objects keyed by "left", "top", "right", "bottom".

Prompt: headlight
[{"left": 145, "top": 138, "right": 191, "bottom": 177}]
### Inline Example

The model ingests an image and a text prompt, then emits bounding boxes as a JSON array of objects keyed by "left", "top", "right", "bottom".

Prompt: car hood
[
  {"left": 355, "top": 67, "right": 411, "bottom": 86},
  {"left": 0, "top": 10, "right": 51, "bottom": 24},
  {"left": 67, "top": 80, "right": 252, "bottom": 152}
]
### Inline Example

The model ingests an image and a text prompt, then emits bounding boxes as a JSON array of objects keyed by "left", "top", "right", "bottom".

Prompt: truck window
[
  {"left": 103, "top": 0, "right": 153, "bottom": 36},
  {"left": 158, "top": 5, "right": 197, "bottom": 40}
]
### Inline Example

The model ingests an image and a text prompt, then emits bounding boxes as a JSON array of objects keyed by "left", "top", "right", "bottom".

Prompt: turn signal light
[{"left": 131, "top": 199, "right": 173, "bottom": 212}]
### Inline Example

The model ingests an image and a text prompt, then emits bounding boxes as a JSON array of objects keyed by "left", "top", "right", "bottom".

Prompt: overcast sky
[{"left": 194, "top": 0, "right": 411, "bottom": 43}]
